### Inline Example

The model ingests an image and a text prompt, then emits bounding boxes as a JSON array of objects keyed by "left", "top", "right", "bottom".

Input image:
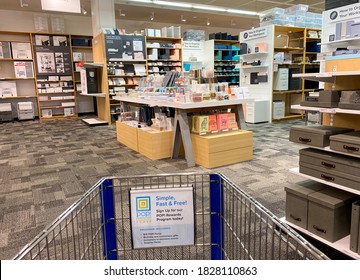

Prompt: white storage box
[
  {"left": 17, "top": 101, "right": 34, "bottom": 120},
  {"left": 0, "top": 103, "right": 13, "bottom": 122},
  {"left": 273, "top": 101, "right": 285, "bottom": 119},
  {"left": 274, "top": 68, "right": 289, "bottom": 91}
]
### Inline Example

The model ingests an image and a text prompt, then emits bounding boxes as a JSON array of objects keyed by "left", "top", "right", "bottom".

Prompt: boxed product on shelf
[
  {"left": 216, "top": 113, "right": 228, "bottom": 131},
  {"left": 272, "top": 100, "right": 285, "bottom": 119},
  {"left": 307, "top": 186, "right": 358, "bottom": 242},
  {"left": 11, "top": 42, "right": 32, "bottom": 59},
  {"left": 0, "top": 81, "right": 17, "bottom": 97},
  {"left": 227, "top": 113, "right": 238, "bottom": 130},
  {"left": 290, "top": 125, "right": 354, "bottom": 147},
  {"left": 183, "top": 29, "right": 205, "bottom": 41},
  {"left": 14, "top": 61, "right": 34, "bottom": 78},
  {"left": 259, "top": 8, "right": 285, "bottom": 26},
  {"left": 208, "top": 115, "right": 218, "bottom": 132},
  {"left": 0, "top": 42, "right": 12, "bottom": 59},
  {"left": 339, "top": 90, "right": 360, "bottom": 110},
  {"left": 64, "top": 107, "right": 75, "bottom": 116},
  {"left": 192, "top": 115, "right": 209, "bottom": 134},
  {"left": 350, "top": 201, "right": 360, "bottom": 253},
  {"left": 285, "top": 181, "right": 328, "bottom": 229},
  {"left": 273, "top": 68, "right": 289, "bottom": 91},
  {"left": 330, "top": 131, "right": 360, "bottom": 156}
]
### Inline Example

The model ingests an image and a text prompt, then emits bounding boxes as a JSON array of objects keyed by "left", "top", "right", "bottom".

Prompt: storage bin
[
  {"left": 272, "top": 100, "right": 285, "bottom": 119},
  {"left": 259, "top": 8, "right": 284, "bottom": 25},
  {"left": 330, "top": 131, "right": 360, "bottom": 156},
  {"left": 289, "top": 125, "right": 353, "bottom": 147},
  {"left": 339, "top": 90, "right": 360, "bottom": 110},
  {"left": 307, "top": 187, "right": 358, "bottom": 242},
  {"left": 0, "top": 103, "right": 13, "bottom": 122},
  {"left": 317, "top": 90, "right": 341, "bottom": 107},
  {"left": 299, "top": 148, "right": 360, "bottom": 191},
  {"left": 285, "top": 181, "right": 328, "bottom": 229}
]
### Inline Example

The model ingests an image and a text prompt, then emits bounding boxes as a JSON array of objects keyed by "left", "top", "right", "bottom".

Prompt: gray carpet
[{"left": 0, "top": 116, "right": 305, "bottom": 259}]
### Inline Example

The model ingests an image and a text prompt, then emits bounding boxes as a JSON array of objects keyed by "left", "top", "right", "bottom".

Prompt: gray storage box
[
  {"left": 300, "top": 148, "right": 360, "bottom": 177},
  {"left": 339, "top": 90, "right": 360, "bottom": 110},
  {"left": 285, "top": 181, "right": 328, "bottom": 229},
  {"left": 350, "top": 200, "right": 360, "bottom": 253},
  {"left": 307, "top": 187, "right": 358, "bottom": 242},
  {"left": 330, "top": 131, "right": 360, "bottom": 156},
  {"left": 290, "top": 125, "right": 353, "bottom": 147},
  {"left": 300, "top": 90, "right": 341, "bottom": 108},
  {"left": 0, "top": 103, "right": 13, "bottom": 122}
]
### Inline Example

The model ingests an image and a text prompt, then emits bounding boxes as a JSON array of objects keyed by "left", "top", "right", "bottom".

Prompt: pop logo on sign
[{"left": 136, "top": 196, "right": 151, "bottom": 223}]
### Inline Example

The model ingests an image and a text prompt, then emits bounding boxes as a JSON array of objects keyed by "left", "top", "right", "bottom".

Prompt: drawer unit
[
  {"left": 307, "top": 187, "right": 358, "bottom": 242},
  {"left": 273, "top": 68, "right": 289, "bottom": 91},
  {"left": 300, "top": 148, "right": 360, "bottom": 176},
  {"left": 330, "top": 131, "right": 360, "bottom": 156},
  {"left": 285, "top": 181, "right": 328, "bottom": 229},
  {"left": 290, "top": 125, "right": 353, "bottom": 147}
]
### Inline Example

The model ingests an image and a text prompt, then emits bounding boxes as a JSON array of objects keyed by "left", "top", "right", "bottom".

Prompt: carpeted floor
[{"left": 0, "top": 116, "right": 306, "bottom": 259}]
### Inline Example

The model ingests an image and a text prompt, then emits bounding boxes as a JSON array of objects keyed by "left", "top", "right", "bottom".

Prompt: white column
[{"left": 91, "top": 0, "right": 116, "bottom": 37}]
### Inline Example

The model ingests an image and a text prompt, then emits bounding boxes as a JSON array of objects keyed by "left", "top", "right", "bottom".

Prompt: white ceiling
[{"left": 0, "top": 0, "right": 325, "bottom": 30}]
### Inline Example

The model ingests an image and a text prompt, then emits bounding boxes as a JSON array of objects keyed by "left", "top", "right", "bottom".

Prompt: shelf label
[
  {"left": 240, "top": 26, "right": 268, "bottom": 41},
  {"left": 130, "top": 187, "right": 194, "bottom": 249}
]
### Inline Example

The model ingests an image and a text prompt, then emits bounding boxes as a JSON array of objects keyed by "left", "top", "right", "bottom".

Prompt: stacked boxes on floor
[{"left": 17, "top": 102, "right": 34, "bottom": 120}]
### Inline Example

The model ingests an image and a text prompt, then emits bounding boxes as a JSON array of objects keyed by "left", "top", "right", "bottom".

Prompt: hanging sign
[{"left": 130, "top": 187, "right": 194, "bottom": 249}]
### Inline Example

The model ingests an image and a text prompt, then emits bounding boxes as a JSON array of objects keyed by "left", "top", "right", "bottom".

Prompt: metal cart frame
[{"left": 14, "top": 173, "right": 329, "bottom": 260}]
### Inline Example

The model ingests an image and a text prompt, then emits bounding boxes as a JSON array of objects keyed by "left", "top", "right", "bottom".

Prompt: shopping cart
[{"left": 13, "top": 173, "right": 329, "bottom": 260}]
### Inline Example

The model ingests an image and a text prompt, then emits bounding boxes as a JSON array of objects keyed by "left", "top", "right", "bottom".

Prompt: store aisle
[{"left": 0, "top": 117, "right": 304, "bottom": 259}]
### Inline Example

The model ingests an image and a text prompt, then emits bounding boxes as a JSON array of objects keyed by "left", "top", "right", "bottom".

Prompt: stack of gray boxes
[
  {"left": 288, "top": 125, "right": 360, "bottom": 248},
  {"left": 0, "top": 103, "right": 13, "bottom": 122}
]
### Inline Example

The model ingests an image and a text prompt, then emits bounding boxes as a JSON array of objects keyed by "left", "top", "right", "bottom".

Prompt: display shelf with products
[
  {"left": 146, "top": 36, "right": 182, "bottom": 75},
  {"left": 272, "top": 25, "right": 321, "bottom": 121},
  {"left": 203, "top": 39, "right": 240, "bottom": 85},
  {"left": 286, "top": 5, "right": 360, "bottom": 258},
  {"left": 32, "top": 33, "right": 77, "bottom": 120},
  {"left": 91, "top": 33, "right": 147, "bottom": 124},
  {"left": 0, "top": 31, "right": 37, "bottom": 118}
]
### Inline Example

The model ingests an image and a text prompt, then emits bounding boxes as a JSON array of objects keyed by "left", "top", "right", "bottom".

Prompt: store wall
[{"left": 0, "top": 9, "right": 92, "bottom": 35}]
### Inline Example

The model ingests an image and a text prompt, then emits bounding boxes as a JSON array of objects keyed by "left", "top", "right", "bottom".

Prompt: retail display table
[{"left": 113, "top": 96, "right": 253, "bottom": 167}]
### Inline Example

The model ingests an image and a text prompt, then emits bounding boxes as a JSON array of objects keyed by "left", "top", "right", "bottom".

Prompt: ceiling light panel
[
  {"left": 154, "top": 1, "right": 192, "bottom": 8},
  {"left": 193, "top": 5, "right": 226, "bottom": 12}
]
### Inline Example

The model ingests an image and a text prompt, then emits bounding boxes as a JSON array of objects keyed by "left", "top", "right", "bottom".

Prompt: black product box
[
  {"left": 86, "top": 68, "right": 98, "bottom": 93},
  {"left": 288, "top": 68, "right": 301, "bottom": 90}
]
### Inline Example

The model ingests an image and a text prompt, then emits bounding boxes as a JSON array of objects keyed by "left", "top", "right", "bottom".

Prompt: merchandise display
[{"left": 5, "top": 0, "right": 360, "bottom": 262}]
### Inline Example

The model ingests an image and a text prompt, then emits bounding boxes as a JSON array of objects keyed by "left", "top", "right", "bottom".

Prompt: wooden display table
[{"left": 113, "top": 96, "right": 253, "bottom": 167}]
